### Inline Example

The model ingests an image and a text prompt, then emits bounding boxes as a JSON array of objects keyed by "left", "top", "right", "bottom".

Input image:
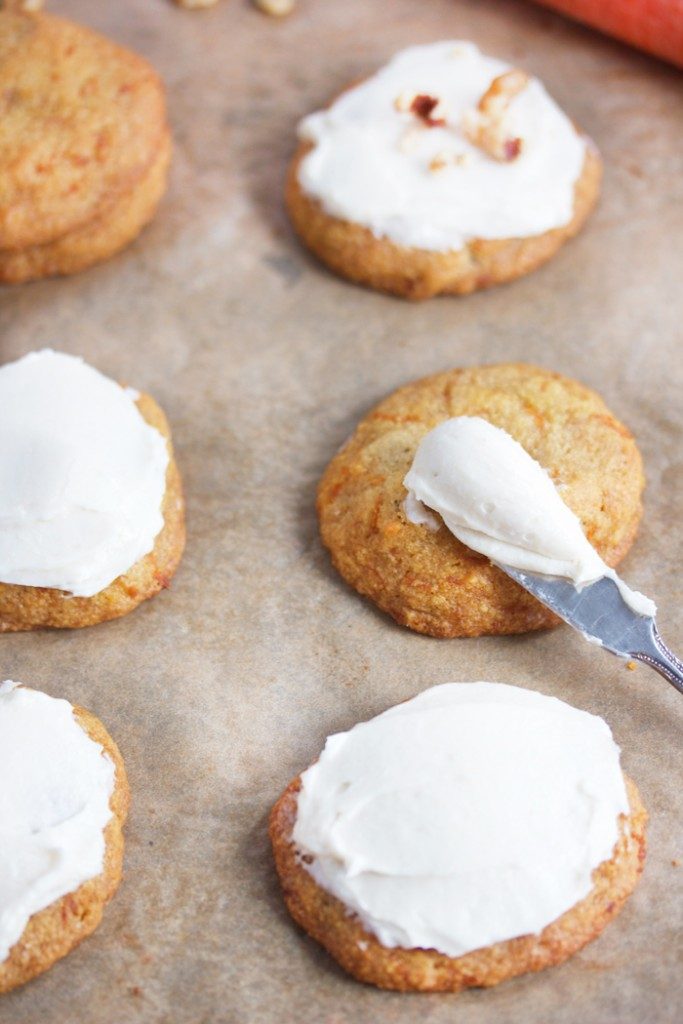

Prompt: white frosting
[
  {"left": 0, "top": 681, "right": 115, "bottom": 963},
  {"left": 297, "top": 41, "right": 587, "bottom": 252},
  {"left": 0, "top": 350, "right": 169, "bottom": 597},
  {"left": 293, "top": 682, "right": 629, "bottom": 958},
  {"left": 403, "top": 417, "right": 655, "bottom": 617}
]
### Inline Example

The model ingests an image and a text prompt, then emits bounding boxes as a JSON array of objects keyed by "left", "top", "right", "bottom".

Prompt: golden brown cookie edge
[
  {"left": 286, "top": 136, "right": 601, "bottom": 299},
  {"left": 270, "top": 773, "right": 646, "bottom": 992},
  {"left": 0, "top": 129, "right": 171, "bottom": 284},
  {"left": 0, "top": 387, "right": 186, "bottom": 631},
  {"left": 0, "top": 9, "right": 169, "bottom": 250},
  {"left": 316, "top": 363, "right": 644, "bottom": 638},
  {"left": 0, "top": 700, "right": 129, "bottom": 994}
]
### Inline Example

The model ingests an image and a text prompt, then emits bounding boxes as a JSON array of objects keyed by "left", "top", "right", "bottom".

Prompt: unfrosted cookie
[
  {"left": 287, "top": 42, "right": 601, "bottom": 299},
  {"left": 317, "top": 364, "right": 644, "bottom": 637},
  {"left": 270, "top": 682, "right": 647, "bottom": 992},
  {"left": 0, "top": 130, "right": 171, "bottom": 284},
  {"left": 0, "top": 351, "right": 185, "bottom": 631},
  {"left": 0, "top": 683, "right": 129, "bottom": 993},
  {"left": 0, "top": 9, "right": 170, "bottom": 282}
]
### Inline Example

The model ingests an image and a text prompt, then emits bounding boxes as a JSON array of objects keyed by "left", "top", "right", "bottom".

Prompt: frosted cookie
[
  {"left": 0, "top": 681, "right": 129, "bottom": 993},
  {"left": 287, "top": 41, "right": 601, "bottom": 299},
  {"left": 271, "top": 682, "right": 647, "bottom": 992},
  {"left": 0, "top": 10, "right": 170, "bottom": 283},
  {"left": 0, "top": 350, "right": 185, "bottom": 631},
  {"left": 317, "top": 363, "right": 644, "bottom": 637}
]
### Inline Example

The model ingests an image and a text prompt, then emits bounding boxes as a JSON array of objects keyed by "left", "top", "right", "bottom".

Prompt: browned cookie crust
[
  {"left": 0, "top": 10, "right": 167, "bottom": 250},
  {"left": 0, "top": 129, "right": 171, "bottom": 284},
  {"left": 286, "top": 136, "right": 601, "bottom": 300},
  {"left": 0, "top": 703, "right": 129, "bottom": 994},
  {"left": 318, "top": 364, "right": 644, "bottom": 637},
  {"left": 270, "top": 774, "right": 646, "bottom": 993},
  {"left": 0, "top": 391, "right": 186, "bottom": 631},
  {"left": 0, "top": 9, "right": 170, "bottom": 281}
]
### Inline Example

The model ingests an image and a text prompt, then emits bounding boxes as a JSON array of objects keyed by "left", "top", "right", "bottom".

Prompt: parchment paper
[{"left": 2, "top": 2, "right": 681, "bottom": 1022}]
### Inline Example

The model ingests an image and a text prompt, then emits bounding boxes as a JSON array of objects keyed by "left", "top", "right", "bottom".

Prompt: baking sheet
[{"left": 2, "top": 1, "right": 682, "bottom": 1022}]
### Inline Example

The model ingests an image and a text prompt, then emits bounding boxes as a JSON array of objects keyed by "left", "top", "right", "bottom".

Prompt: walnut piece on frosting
[
  {"left": 395, "top": 92, "right": 447, "bottom": 127},
  {"left": 429, "top": 151, "right": 471, "bottom": 172},
  {"left": 463, "top": 69, "right": 529, "bottom": 162},
  {"left": 394, "top": 92, "right": 413, "bottom": 114},
  {"left": 429, "top": 153, "right": 449, "bottom": 173}
]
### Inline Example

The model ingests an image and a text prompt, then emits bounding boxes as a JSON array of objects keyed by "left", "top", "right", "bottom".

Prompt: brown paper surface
[{"left": 2, "top": 1, "right": 681, "bottom": 1022}]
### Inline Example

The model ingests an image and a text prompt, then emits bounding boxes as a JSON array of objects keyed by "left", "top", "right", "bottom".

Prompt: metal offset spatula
[{"left": 498, "top": 568, "right": 683, "bottom": 695}]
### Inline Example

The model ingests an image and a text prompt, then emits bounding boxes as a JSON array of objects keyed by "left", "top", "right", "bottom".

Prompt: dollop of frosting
[
  {"left": 0, "top": 681, "right": 115, "bottom": 963},
  {"left": 403, "top": 416, "right": 655, "bottom": 617},
  {"left": 297, "top": 41, "right": 587, "bottom": 252},
  {"left": 293, "top": 682, "right": 629, "bottom": 958},
  {"left": 0, "top": 349, "right": 169, "bottom": 597}
]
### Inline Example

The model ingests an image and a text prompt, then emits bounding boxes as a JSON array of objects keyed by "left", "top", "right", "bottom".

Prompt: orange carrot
[{"left": 530, "top": 0, "right": 683, "bottom": 67}]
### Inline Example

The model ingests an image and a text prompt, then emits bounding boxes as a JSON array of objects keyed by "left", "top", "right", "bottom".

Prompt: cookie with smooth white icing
[
  {"left": 317, "top": 363, "right": 644, "bottom": 637},
  {"left": 0, "top": 9, "right": 170, "bottom": 283},
  {"left": 0, "top": 350, "right": 185, "bottom": 631},
  {"left": 287, "top": 42, "right": 601, "bottom": 299},
  {"left": 270, "top": 682, "right": 647, "bottom": 992},
  {"left": 0, "top": 682, "right": 129, "bottom": 993}
]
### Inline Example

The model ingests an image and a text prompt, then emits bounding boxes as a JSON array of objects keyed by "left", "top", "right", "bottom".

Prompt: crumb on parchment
[
  {"left": 173, "top": 0, "right": 295, "bottom": 12},
  {"left": 173, "top": 0, "right": 220, "bottom": 9},
  {"left": 254, "top": 0, "right": 295, "bottom": 16},
  {"left": 0, "top": 0, "right": 45, "bottom": 10}
]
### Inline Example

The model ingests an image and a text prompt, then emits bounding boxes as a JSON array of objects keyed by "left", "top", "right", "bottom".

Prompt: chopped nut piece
[
  {"left": 478, "top": 69, "right": 529, "bottom": 119},
  {"left": 394, "top": 92, "right": 414, "bottom": 113},
  {"left": 410, "top": 94, "right": 446, "bottom": 127},
  {"left": 173, "top": 0, "right": 220, "bottom": 8},
  {"left": 504, "top": 137, "right": 522, "bottom": 160},
  {"left": 428, "top": 151, "right": 471, "bottom": 172},
  {"left": 254, "top": 0, "right": 295, "bottom": 16},
  {"left": 0, "top": 0, "right": 44, "bottom": 9},
  {"left": 429, "top": 154, "right": 449, "bottom": 172},
  {"left": 463, "top": 69, "right": 529, "bottom": 162}
]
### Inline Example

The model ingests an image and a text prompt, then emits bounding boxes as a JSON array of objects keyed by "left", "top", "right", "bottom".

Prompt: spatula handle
[{"left": 633, "top": 627, "right": 683, "bottom": 695}]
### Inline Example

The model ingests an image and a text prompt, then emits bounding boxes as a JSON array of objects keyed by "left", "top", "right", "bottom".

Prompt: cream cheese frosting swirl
[
  {"left": 0, "top": 681, "right": 115, "bottom": 963},
  {"left": 293, "top": 682, "right": 629, "bottom": 958},
  {"left": 297, "top": 41, "right": 587, "bottom": 252},
  {"left": 0, "top": 349, "right": 169, "bottom": 597},
  {"left": 403, "top": 416, "right": 654, "bottom": 617}
]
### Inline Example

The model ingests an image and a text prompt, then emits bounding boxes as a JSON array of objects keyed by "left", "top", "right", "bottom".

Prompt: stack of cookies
[{"left": 0, "top": 9, "right": 170, "bottom": 283}]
